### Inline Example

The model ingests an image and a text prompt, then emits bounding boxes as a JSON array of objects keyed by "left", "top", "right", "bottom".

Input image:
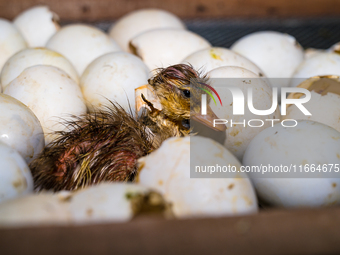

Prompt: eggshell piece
[
  {"left": 138, "top": 136, "right": 258, "bottom": 218},
  {"left": 243, "top": 120, "right": 340, "bottom": 207},
  {"left": 231, "top": 31, "right": 304, "bottom": 88},
  {"left": 291, "top": 52, "right": 340, "bottom": 87},
  {"left": 0, "top": 142, "right": 33, "bottom": 204},
  {"left": 4, "top": 65, "right": 87, "bottom": 145},
  {"left": 0, "top": 94, "right": 44, "bottom": 163},
  {"left": 1, "top": 47, "right": 79, "bottom": 89},
  {"left": 0, "top": 19, "right": 27, "bottom": 72},
  {"left": 46, "top": 24, "right": 121, "bottom": 75},
  {"left": 109, "top": 8, "right": 185, "bottom": 52},
  {"left": 208, "top": 66, "right": 280, "bottom": 160},
  {"left": 130, "top": 29, "right": 211, "bottom": 71},
  {"left": 182, "top": 47, "right": 264, "bottom": 77},
  {"left": 13, "top": 5, "right": 60, "bottom": 47},
  {"left": 80, "top": 52, "right": 150, "bottom": 112}
]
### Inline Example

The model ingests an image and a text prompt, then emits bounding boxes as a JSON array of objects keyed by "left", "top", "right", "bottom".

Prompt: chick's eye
[{"left": 182, "top": 89, "right": 190, "bottom": 98}]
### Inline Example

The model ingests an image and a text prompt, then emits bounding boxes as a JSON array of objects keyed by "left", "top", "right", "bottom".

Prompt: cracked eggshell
[
  {"left": 109, "top": 8, "right": 185, "bottom": 52},
  {"left": 80, "top": 52, "right": 150, "bottom": 112},
  {"left": 4, "top": 65, "right": 87, "bottom": 145},
  {"left": 0, "top": 47, "right": 79, "bottom": 89},
  {"left": 291, "top": 52, "right": 340, "bottom": 87},
  {"left": 208, "top": 66, "right": 280, "bottom": 160},
  {"left": 46, "top": 24, "right": 121, "bottom": 75},
  {"left": 283, "top": 76, "right": 340, "bottom": 132},
  {"left": 243, "top": 120, "right": 340, "bottom": 207},
  {"left": 0, "top": 19, "right": 27, "bottom": 72},
  {"left": 0, "top": 142, "right": 34, "bottom": 204},
  {"left": 231, "top": 31, "right": 304, "bottom": 88},
  {"left": 0, "top": 94, "right": 44, "bottom": 164},
  {"left": 137, "top": 136, "right": 258, "bottom": 218},
  {"left": 13, "top": 5, "right": 60, "bottom": 47},
  {"left": 130, "top": 28, "right": 211, "bottom": 71},
  {"left": 0, "top": 191, "right": 71, "bottom": 227},
  {"left": 182, "top": 47, "right": 264, "bottom": 77}
]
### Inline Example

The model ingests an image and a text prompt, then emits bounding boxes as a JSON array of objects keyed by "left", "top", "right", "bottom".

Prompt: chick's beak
[{"left": 192, "top": 105, "right": 227, "bottom": 132}]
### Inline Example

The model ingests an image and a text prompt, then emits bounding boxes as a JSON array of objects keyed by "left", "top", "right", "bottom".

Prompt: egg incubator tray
[{"left": 90, "top": 17, "right": 340, "bottom": 49}]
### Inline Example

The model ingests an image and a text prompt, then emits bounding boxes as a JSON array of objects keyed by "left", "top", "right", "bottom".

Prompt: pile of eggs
[{"left": 0, "top": 5, "right": 339, "bottom": 227}]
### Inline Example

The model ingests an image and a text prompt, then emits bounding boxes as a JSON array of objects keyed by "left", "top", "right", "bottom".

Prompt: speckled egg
[
  {"left": 0, "top": 47, "right": 79, "bottom": 89},
  {"left": 0, "top": 141, "right": 34, "bottom": 204},
  {"left": 182, "top": 47, "right": 264, "bottom": 77},
  {"left": 208, "top": 66, "right": 280, "bottom": 160},
  {"left": 137, "top": 136, "right": 258, "bottom": 218},
  {"left": 4, "top": 65, "right": 87, "bottom": 145},
  {"left": 109, "top": 8, "right": 185, "bottom": 52},
  {"left": 243, "top": 120, "right": 340, "bottom": 207},
  {"left": 129, "top": 28, "right": 211, "bottom": 71},
  {"left": 80, "top": 52, "right": 150, "bottom": 112},
  {"left": 46, "top": 24, "right": 121, "bottom": 75},
  {"left": 0, "top": 94, "right": 44, "bottom": 163}
]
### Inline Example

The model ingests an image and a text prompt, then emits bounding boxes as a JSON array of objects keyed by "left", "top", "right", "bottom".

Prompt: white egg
[
  {"left": 0, "top": 142, "right": 33, "bottom": 204},
  {"left": 0, "top": 191, "right": 71, "bottom": 227},
  {"left": 283, "top": 76, "right": 340, "bottom": 132},
  {"left": 328, "top": 42, "right": 340, "bottom": 53},
  {"left": 208, "top": 66, "right": 280, "bottom": 160},
  {"left": 109, "top": 8, "right": 185, "bottom": 52},
  {"left": 0, "top": 19, "right": 27, "bottom": 72},
  {"left": 130, "top": 28, "right": 211, "bottom": 71},
  {"left": 304, "top": 48, "right": 325, "bottom": 59},
  {"left": 13, "top": 5, "right": 60, "bottom": 47},
  {"left": 231, "top": 31, "right": 304, "bottom": 88},
  {"left": 0, "top": 183, "right": 166, "bottom": 227},
  {"left": 138, "top": 136, "right": 258, "bottom": 218},
  {"left": 46, "top": 24, "right": 121, "bottom": 75},
  {"left": 0, "top": 47, "right": 79, "bottom": 89},
  {"left": 0, "top": 94, "right": 44, "bottom": 163},
  {"left": 182, "top": 47, "right": 264, "bottom": 77},
  {"left": 4, "top": 65, "right": 87, "bottom": 145},
  {"left": 243, "top": 120, "right": 340, "bottom": 207},
  {"left": 291, "top": 52, "right": 340, "bottom": 87},
  {"left": 80, "top": 52, "right": 150, "bottom": 112}
]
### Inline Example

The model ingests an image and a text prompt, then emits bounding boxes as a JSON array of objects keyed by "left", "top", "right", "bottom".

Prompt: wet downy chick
[{"left": 30, "top": 64, "right": 224, "bottom": 192}]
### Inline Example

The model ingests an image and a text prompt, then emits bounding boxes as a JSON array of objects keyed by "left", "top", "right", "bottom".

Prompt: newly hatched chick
[{"left": 30, "top": 64, "right": 225, "bottom": 191}]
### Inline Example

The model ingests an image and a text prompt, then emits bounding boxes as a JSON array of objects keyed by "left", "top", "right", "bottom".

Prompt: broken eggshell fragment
[
  {"left": 283, "top": 76, "right": 340, "bottom": 132},
  {"left": 0, "top": 141, "right": 34, "bottom": 204},
  {"left": 129, "top": 28, "right": 211, "bottom": 71},
  {"left": 13, "top": 5, "right": 60, "bottom": 47},
  {"left": 137, "top": 136, "right": 258, "bottom": 218}
]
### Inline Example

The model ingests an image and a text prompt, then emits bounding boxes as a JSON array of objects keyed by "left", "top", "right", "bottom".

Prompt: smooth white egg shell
[
  {"left": 0, "top": 142, "right": 34, "bottom": 204},
  {"left": 80, "top": 52, "right": 150, "bottom": 112},
  {"left": 4, "top": 65, "right": 87, "bottom": 145},
  {"left": 0, "top": 19, "right": 27, "bottom": 72},
  {"left": 304, "top": 48, "right": 325, "bottom": 59},
  {"left": 0, "top": 94, "right": 44, "bottom": 163},
  {"left": 130, "top": 28, "right": 211, "bottom": 71},
  {"left": 291, "top": 52, "right": 340, "bottom": 87},
  {"left": 243, "top": 120, "right": 340, "bottom": 207},
  {"left": 109, "top": 8, "right": 185, "bottom": 52},
  {"left": 46, "top": 24, "right": 121, "bottom": 75},
  {"left": 231, "top": 31, "right": 304, "bottom": 88},
  {"left": 13, "top": 5, "right": 60, "bottom": 47},
  {"left": 182, "top": 47, "right": 264, "bottom": 77},
  {"left": 138, "top": 136, "right": 258, "bottom": 218},
  {"left": 0, "top": 47, "right": 79, "bottom": 89},
  {"left": 208, "top": 66, "right": 280, "bottom": 160}
]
